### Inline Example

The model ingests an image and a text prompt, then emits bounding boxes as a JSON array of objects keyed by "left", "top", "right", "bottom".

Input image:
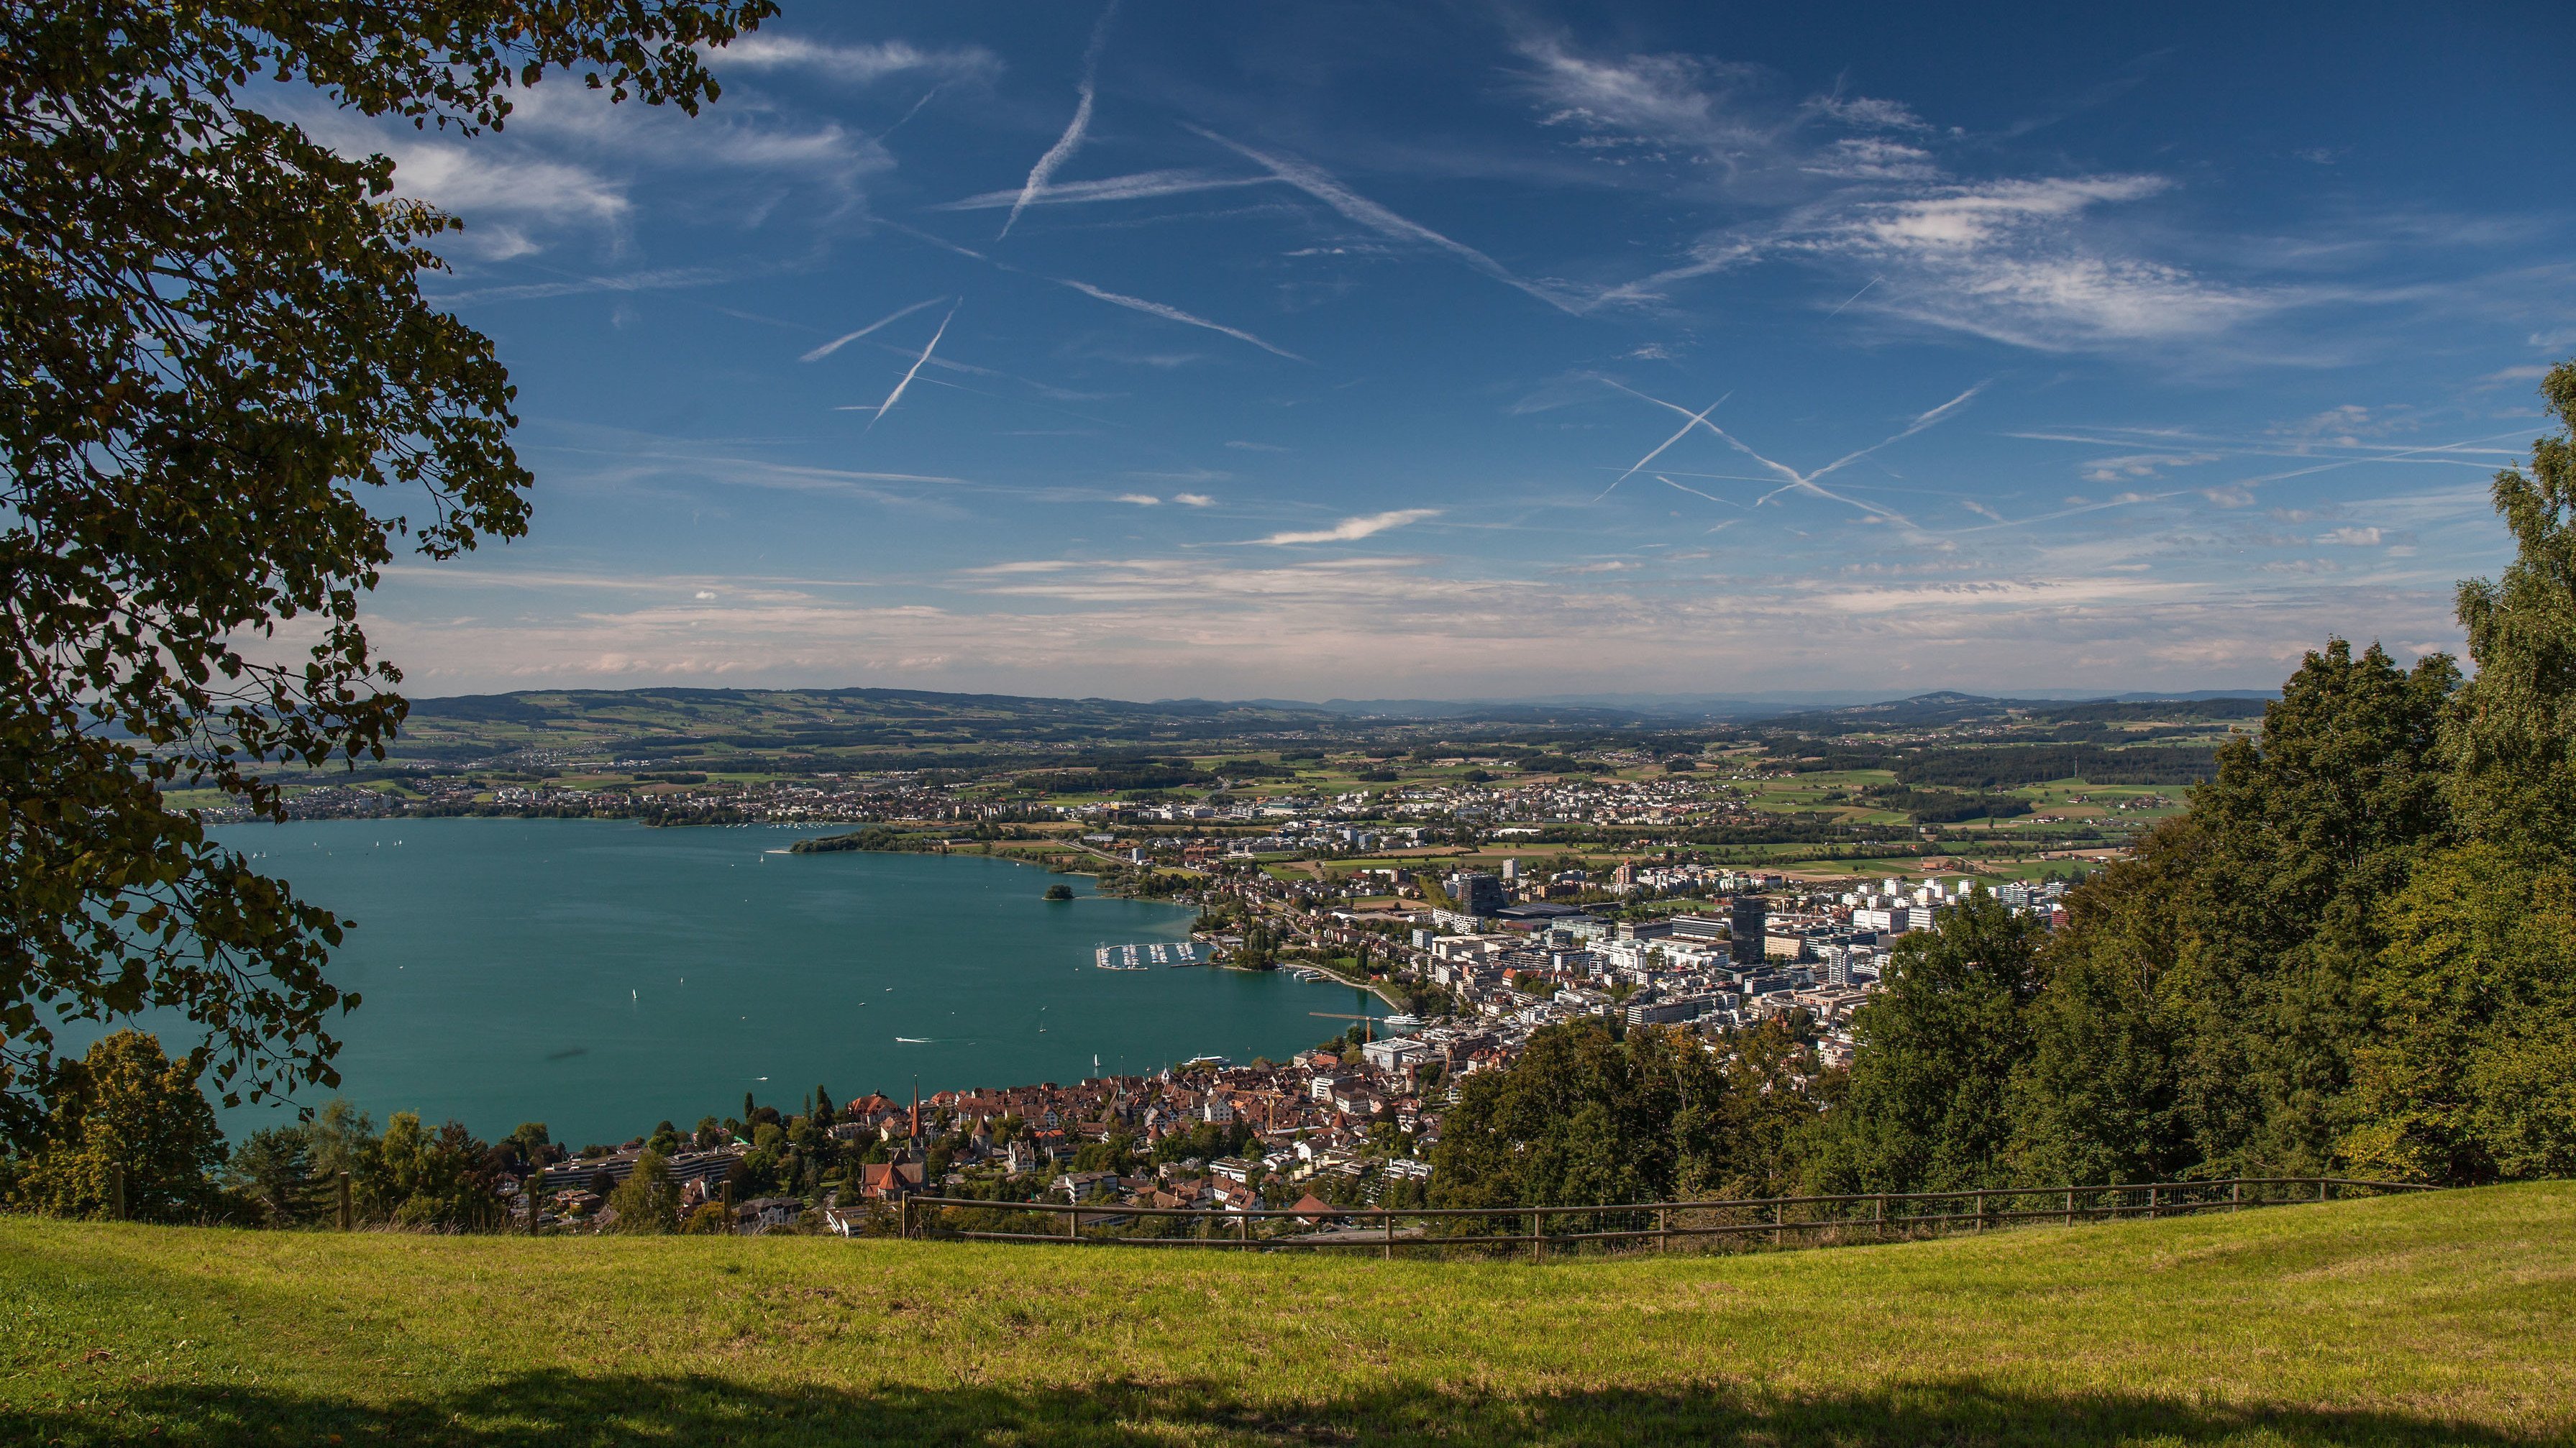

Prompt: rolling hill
[{"left": 5, "top": 1183, "right": 2570, "bottom": 1446}]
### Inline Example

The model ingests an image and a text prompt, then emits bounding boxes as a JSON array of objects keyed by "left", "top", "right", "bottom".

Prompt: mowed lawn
[{"left": 6, "top": 1184, "right": 2572, "bottom": 1447}]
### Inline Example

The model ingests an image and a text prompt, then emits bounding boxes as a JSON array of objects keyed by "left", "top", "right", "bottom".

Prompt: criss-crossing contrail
[
  {"left": 1598, "top": 393, "right": 1730, "bottom": 499},
  {"left": 1001, "top": 0, "right": 1121, "bottom": 240},
  {"left": 1188, "top": 124, "right": 1579, "bottom": 315},
  {"left": 800, "top": 297, "right": 946, "bottom": 362},
  {"left": 867, "top": 307, "right": 956, "bottom": 429},
  {"left": 1599, "top": 377, "right": 1985, "bottom": 532}
]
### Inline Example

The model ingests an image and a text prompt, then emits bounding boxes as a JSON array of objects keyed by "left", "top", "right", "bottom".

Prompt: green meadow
[{"left": 7, "top": 1183, "right": 2571, "bottom": 1445}]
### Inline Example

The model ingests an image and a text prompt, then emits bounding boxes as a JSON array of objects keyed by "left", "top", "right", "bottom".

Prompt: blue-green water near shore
[{"left": 98, "top": 820, "right": 1380, "bottom": 1147}]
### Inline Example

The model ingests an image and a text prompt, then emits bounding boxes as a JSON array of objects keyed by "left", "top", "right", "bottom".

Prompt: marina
[{"left": 1095, "top": 940, "right": 1203, "bottom": 970}]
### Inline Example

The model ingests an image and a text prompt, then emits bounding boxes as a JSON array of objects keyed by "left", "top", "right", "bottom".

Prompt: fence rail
[{"left": 893, "top": 1177, "right": 2433, "bottom": 1260}]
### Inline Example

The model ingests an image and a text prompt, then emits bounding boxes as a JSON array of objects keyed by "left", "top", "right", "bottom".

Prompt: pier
[{"left": 1094, "top": 940, "right": 1202, "bottom": 970}]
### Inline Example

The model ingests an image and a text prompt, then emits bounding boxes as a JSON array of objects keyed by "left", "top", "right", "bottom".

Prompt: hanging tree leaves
[{"left": 0, "top": 1, "right": 775, "bottom": 1142}]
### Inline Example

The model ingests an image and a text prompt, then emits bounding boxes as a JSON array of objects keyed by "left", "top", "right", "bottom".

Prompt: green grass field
[{"left": 7, "top": 1185, "right": 2571, "bottom": 1446}]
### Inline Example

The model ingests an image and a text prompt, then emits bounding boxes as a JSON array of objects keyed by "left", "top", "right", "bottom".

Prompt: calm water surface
[{"left": 119, "top": 820, "right": 1377, "bottom": 1146}]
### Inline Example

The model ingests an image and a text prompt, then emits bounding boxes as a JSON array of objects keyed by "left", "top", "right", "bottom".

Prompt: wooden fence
[{"left": 896, "top": 1177, "right": 2434, "bottom": 1260}]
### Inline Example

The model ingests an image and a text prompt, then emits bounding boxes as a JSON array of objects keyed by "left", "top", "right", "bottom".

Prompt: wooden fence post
[
  {"left": 1238, "top": 1212, "right": 1251, "bottom": 1250},
  {"left": 2319, "top": 1179, "right": 2329, "bottom": 1204},
  {"left": 337, "top": 1171, "right": 352, "bottom": 1231},
  {"left": 1771, "top": 1199, "right": 1782, "bottom": 1248},
  {"left": 1382, "top": 1209, "right": 1394, "bottom": 1262},
  {"left": 1528, "top": 1211, "right": 1542, "bottom": 1264},
  {"left": 2147, "top": 1184, "right": 2158, "bottom": 1219},
  {"left": 1069, "top": 1205, "right": 1079, "bottom": 1240},
  {"left": 2064, "top": 1188, "right": 2075, "bottom": 1227},
  {"left": 1659, "top": 1206, "right": 1671, "bottom": 1253},
  {"left": 1876, "top": 1193, "right": 1887, "bottom": 1241},
  {"left": 2232, "top": 1180, "right": 2242, "bottom": 1213},
  {"left": 900, "top": 1195, "right": 910, "bottom": 1242},
  {"left": 1974, "top": 1191, "right": 1986, "bottom": 1234}
]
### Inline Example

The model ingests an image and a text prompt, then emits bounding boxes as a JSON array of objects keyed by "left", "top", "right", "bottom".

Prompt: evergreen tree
[{"left": 222, "top": 1125, "right": 321, "bottom": 1226}]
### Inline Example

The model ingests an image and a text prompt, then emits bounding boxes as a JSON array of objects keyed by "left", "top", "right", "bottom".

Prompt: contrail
[
  {"left": 1188, "top": 124, "right": 1579, "bottom": 314},
  {"left": 880, "top": 214, "right": 1301, "bottom": 363},
  {"left": 867, "top": 306, "right": 956, "bottom": 429},
  {"left": 1801, "top": 382, "right": 1989, "bottom": 487},
  {"left": 800, "top": 297, "right": 946, "bottom": 362},
  {"left": 1598, "top": 393, "right": 1729, "bottom": 500},
  {"left": 882, "top": 83, "right": 944, "bottom": 139},
  {"left": 1602, "top": 376, "right": 1948, "bottom": 530},
  {"left": 1002, "top": 0, "right": 1121, "bottom": 239},
  {"left": 1656, "top": 475, "right": 1743, "bottom": 507},
  {"left": 1824, "top": 276, "right": 1881, "bottom": 318},
  {"left": 1052, "top": 277, "right": 1305, "bottom": 361}
]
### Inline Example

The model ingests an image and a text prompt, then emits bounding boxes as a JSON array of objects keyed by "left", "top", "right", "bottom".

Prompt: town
[{"left": 516, "top": 856, "right": 2071, "bottom": 1236}]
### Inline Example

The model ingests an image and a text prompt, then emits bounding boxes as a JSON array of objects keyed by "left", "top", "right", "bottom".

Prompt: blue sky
[{"left": 327, "top": 1, "right": 2575, "bottom": 701}]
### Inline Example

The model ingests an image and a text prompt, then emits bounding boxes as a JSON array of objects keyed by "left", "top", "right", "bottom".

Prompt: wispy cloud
[
  {"left": 1172, "top": 492, "right": 1217, "bottom": 507},
  {"left": 1254, "top": 509, "right": 1441, "bottom": 545},
  {"left": 799, "top": 297, "right": 946, "bottom": 362},
  {"left": 1000, "top": 0, "right": 1120, "bottom": 239},
  {"left": 1188, "top": 126, "right": 1580, "bottom": 313}
]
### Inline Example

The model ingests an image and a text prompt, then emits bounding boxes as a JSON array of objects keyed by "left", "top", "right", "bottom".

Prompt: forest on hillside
[{"left": 1430, "top": 365, "right": 2576, "bottom": 1204}]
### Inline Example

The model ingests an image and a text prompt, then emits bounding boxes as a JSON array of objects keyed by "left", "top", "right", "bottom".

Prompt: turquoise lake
[{"left": 98, "top": 820, "right": 1380, "bottom": 1147}]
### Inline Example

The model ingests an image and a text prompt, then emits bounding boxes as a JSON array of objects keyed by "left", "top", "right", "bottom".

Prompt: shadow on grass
[{"left": 14, "top": 1373, "right": 2544, "bottom": 1447}]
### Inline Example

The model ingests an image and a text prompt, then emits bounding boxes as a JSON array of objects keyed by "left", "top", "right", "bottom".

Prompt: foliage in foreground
[{"left": 0, "top": 0, "right": 775, "bottom": 1145}]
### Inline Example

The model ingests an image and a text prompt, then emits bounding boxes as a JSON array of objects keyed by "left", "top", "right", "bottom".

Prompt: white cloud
[
  {"left": 2317, "top": 526, "right": 2385, "bottom": 546},
  {"left": 1254, "top": 509, "right": 1441, "bottom": 545},
  {"left": 717, "top": 35, "right": 1000, "bottom": 84},
  {"left": 2080, "top": 451, "right": 2220, "bottom": 482},
  {"left": 1172, "top": 492, "right": 1217, "bottom": 507},
  {"left": 1114, "top": 493, "right": 1161, "bottom": 505},
  {"left": 1804, "top": 93, "right": 1929, "bottom": 131}
]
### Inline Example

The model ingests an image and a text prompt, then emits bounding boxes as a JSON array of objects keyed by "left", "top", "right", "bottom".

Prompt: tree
[
  {"left": 2007, "top": 641, "right": 2455, "bottom": 1183},
  {"left": 1428, "top": 1021, "right": 1779, "bottom": 1215},
  {"left": 361, "top": 1110, "right": 502, "bottom": 1229},
  {"left": 222, "top": 1124, "right": 320, "bottom": 1225},
  {"left": 1, "top": 0, "right": 775, "bottom": 1141},
  {"left": 1805, "top": 893, "right": 2049, "bottom": 1194},
  {"left": 2347, "top": 362, "right": 2576, "bottom": 1183},
  {"left": 8, "top": 1030, "right": 225, "bottom": 1220},
  {"left": 2446, "top": 362, "right": 2576, "bottom": 857},
  {"left": 604, "top": 1150, "right": 679, "bottom": 1233}
]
